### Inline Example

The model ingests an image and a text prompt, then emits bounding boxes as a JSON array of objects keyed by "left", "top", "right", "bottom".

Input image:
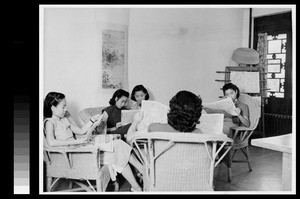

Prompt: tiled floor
[{"left": 48, "top": 145, "right": 285, "bottom": 193}]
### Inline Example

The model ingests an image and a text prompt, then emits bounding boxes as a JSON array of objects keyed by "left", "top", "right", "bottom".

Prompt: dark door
[{"left": 253, "top": 12, "right": 292, "bottom": 137}]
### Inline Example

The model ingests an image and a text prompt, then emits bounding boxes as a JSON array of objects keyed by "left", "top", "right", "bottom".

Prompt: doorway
[{"left": 253, "top": 11, "right": 293, "bottom": 137}]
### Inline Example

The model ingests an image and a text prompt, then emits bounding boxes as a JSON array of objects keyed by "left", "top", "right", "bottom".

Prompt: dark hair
[
  {"left": 109, "top": 89, "right": 130, "bottom": 105},
  {"left": 167, "top": 90, "right": 202, "bottom": 132},
  {"left": 44, "top": 92, "right": 65, "bottom": 118},
  {"left": 222, "top": 83, "right": 240, "bottom": 98},
  {"left": 130, "top": 84, "right": 149, "bottom": 101}
]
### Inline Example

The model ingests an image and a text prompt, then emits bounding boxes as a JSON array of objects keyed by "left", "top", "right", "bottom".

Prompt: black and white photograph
[{"left": 37, "top": 4, "right": 295, "bottom": 194}]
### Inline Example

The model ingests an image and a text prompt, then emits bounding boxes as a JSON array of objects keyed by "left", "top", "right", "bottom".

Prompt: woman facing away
[
  {"left": 130, "top": 84, "right": 150, "bottom": 110},
  {"left": 126, "top": 90, "right": 203, "bottom": 141},
  {"left": 43, "top": 92, "right": 143, "bottom": 192},
  {"left": 203, "top": 83, "right": 250, "bottom": 138}
]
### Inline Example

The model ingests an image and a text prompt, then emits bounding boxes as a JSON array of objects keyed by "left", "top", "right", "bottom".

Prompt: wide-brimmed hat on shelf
[{"left": 231, "top": 47, "right": 259, "bottom": 65}]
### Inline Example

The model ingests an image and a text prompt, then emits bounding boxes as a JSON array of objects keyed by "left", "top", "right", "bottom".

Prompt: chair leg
[
  {"left": 46, "top": 177, "right": 52, "bottom": 192},
  {"left": 240, "top": 147, "right": 252, "bottom": 172},
  {"left": 222, "top": 149, "right": 233, "bottom": 183},
  {"left": 68, "top": 180, "right": 73, "bottom": 189},
  {"left": 228, "top": 168, "right": 232, "bottom": 183},
  {"left": 231, "top": 149, "right": 238, "bottom": 160},
  {"left": 96, "top": 179, "right": 103, "bottom": 192}
]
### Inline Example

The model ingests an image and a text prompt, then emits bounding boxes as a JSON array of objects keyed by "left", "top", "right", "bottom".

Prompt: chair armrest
[
  {"left": 44, "top": 143, "right": 99, "bottom": 153},
  {"left": 230, "top": 126, "right": 253, "bottom": 131}
]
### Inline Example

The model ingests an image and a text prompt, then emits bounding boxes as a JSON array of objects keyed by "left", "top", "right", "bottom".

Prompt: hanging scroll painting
[{"left": 101, "top": 24, "right": 128, "bottom": 89}]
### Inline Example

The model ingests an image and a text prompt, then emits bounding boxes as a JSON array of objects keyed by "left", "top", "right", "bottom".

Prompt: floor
[{"left": 48, "top": 145, "right": 284, "bottom": 193}]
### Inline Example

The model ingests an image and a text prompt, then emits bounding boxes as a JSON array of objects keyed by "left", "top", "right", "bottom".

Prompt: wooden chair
[
  {"left": 131, "top": 132, "right": 233, "bottom": 191},
  {"left": 43, "top": 114, "right": 111, "bottom": 192},
  {"left": 223, "top": 93, "right": 261, "bottom": 182}
]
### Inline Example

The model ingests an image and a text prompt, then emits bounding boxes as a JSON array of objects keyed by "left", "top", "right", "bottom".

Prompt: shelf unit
[{"left": 215, "top": 66, "right": 268, "bottom": 137}]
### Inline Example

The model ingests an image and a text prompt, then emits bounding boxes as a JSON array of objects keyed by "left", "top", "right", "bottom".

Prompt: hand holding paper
[{"left": 203, "top": 97, "right": 238, "bottom": 116}]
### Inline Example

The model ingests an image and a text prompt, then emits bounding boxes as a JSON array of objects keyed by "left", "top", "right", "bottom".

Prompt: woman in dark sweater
[{"left": 101, "top": 89, "right": 132, "bottom": 140}]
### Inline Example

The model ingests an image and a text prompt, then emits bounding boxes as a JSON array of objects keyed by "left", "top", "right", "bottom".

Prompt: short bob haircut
[
  {"left": 44, "top": 92, "right": 65, "bottom": 118},
  {"left": 167, "top": 90, "right": 202, "bottom": 132},
  {"left": 222, "top": 83, "right": 240, "bottom": 98},
  {"left": 130, "top": 84, "right": 149, "bottom": 101},
  {"left": 109, "top": 89, "right": 130, "bottom": 106}
]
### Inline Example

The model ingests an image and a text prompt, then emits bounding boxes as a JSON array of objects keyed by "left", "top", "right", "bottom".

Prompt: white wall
[
  {"left": 128, "top": 8, "right": 245, "bottom": 105},
  {"left": 42, "top": 7, "right": 253, "bottom": 124},
  {"left": 42, "top": 7, "right": 130, "bottom": 125},
  {"left": 252, "top": 7, "right": 292, "bottom": 17}
]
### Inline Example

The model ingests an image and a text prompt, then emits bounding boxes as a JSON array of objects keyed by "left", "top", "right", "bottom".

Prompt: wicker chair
[
  {"left": 79, "top": 107, "right": 106, "bottom": 125},
  {"left": 222, "top": 93, "right": 261, "bottom": 182},
  {"left": 43, "top": 142, "right": 111, "bottom": 192},
  {"left": 131, "top": 132, "right": 233, "bottom": 191},
  {"left": 43, "top": 113, "right": 111, "bottom": 192}
]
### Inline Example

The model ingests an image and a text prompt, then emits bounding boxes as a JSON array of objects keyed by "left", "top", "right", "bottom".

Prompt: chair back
[
  {"left": 132, "top": 132, "right": 232, "bottom": 191},
  {"left": 238, "top": 94, "right": 261, "bottom": 130},
  {"left": 79, "top": 107, "right": 105, "bottom": 124}
]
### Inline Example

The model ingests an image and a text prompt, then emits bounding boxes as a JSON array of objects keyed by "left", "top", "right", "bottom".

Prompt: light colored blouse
[{"left": 44, "top": 116, "right": 74, "bottom": 141}]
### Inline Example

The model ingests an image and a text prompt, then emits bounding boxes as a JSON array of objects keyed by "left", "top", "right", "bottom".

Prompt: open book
[
  {"left": 121, "top": 109, "right": 141, "bottom": 126},
  {"left": 202, "top": 97, "right": 238, "bottom": 116}
]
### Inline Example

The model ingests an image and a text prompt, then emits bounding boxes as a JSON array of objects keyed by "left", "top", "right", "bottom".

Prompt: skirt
[{"left": 100, "top": 139, "right": 132, "bottom": 181}]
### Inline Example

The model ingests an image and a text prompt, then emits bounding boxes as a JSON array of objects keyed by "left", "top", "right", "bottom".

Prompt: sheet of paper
[
  {"left": 121, "top": 109, "right": 141, "bottom": 125},
  {"left": 196, "top": 114, "right": 224, "bottom": 134},
  {"left": 203, "top": 97, "right": 238, "bottom": 116},
  {"left": 230, "top": 71, "right": 260, "bottom": 93},
  {"left": 137, "top": 100, "right": 170, "bottom": 131}
]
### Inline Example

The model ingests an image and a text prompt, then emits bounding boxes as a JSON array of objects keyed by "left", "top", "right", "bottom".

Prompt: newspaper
[
  {"left": 202, "top": 97, "right": 238, "bottom": 116},
  {"left": 196, "top": 113, "right": 224, "bottom": 134},
  {"left": 121, "top": 109, "right": 141, "bottom": 126},
  {"left": 137, "top": 100, "right": 170, "bottom": 132}
]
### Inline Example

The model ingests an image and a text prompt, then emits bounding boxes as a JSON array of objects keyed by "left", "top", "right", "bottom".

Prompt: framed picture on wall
[{"left": 100, "top": 23, "right": 128, "bottom": 90}]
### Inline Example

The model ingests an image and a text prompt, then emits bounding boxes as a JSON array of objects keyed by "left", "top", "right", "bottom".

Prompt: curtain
[{"left": 257, "top": 33, "right": 268, "bottom": 103}]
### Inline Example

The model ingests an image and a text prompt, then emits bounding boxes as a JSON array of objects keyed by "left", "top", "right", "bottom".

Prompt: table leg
[{"left": 282, "top": 152, "right": 292, "bottom": 191}]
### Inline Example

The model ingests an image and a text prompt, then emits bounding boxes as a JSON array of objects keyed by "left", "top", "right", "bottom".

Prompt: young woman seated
[
  {"left": 43, "top": 92, "right": 143, "bottom": 192},
  {"left": 203, "top": 83, "right": 250, "bottom": 138}
]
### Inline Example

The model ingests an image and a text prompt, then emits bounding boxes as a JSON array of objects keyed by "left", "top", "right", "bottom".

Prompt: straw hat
[{"left": 231, "top": 47, "right": 259, "bottom": 65}]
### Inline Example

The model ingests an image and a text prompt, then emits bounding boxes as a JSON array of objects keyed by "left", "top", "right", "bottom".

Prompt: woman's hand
[
  {"left": 116, "top": 122, "right": 122, "bottom": 129},
  {"left": 91, "top": 114, "right": 101, "bottom": 122},
  {"left": 234, "top": 107, "right": 241, "bottom": 116}
]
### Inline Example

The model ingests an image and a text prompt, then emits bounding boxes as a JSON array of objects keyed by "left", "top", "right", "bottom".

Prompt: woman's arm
[
  {"left": 235, "top": 108, "right": 250, "bottom": 127},
  {"left": 69, "top": 114, "right": 103, "bottom": 135},
  {"left": 101, "top": 111, "right": 109, "bottom": 123},
  {"left": 45, "top": 121, "right": 86, "bottom": 147}
]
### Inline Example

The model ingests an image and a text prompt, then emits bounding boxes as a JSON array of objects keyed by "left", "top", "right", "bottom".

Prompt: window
[{"left": 266, "top": 33, "right": 287, "bottom": 98}]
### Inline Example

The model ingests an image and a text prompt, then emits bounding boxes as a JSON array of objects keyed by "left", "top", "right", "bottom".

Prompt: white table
[{"left": 251, "top": 134, "right": 292, "bottom": 191}]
